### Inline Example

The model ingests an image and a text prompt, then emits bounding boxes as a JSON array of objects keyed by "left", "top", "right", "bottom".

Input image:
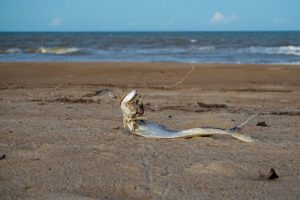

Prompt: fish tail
[
  {"left": 228, "top": 114, "right": 259, "bottom": 143},
  {"left": 230, "top": 114, "right": 259, "bottom": 132}
]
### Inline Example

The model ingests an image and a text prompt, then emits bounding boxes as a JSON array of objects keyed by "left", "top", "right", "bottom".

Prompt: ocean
[{"left": 0, "top": 31, "right": 299, "bottom": 64}]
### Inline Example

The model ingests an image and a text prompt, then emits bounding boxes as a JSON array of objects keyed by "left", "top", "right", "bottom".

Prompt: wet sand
[{"left": 0, "top": 62, "right": 299, "bottom": 199}]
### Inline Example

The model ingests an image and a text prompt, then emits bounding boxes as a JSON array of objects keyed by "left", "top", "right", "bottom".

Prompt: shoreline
[{"left": 1, "top": 61, "right": 300, "bottom": 65}]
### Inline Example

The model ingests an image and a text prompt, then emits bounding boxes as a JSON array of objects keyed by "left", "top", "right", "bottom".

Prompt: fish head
[{"left": 120, "top": 90, "right": 144, "bottom": 119}]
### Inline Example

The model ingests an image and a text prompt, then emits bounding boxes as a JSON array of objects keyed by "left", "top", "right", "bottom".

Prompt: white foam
[
  {"left": 3, "top": 48, "right": 22, "bottom": 54},
  {"left": 37, "top": 47, "right": 80, "bottom": 55},
  {"left": 197, "top": 46, "right": 215, "bottom": 52},
  {"left": 245, "top": 46, "right": 300, "bottom": 56}
]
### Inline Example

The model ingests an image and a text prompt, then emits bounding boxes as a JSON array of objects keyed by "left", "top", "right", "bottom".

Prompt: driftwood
[{"left": 120, "top": 90, "right": 257, "bottom": 142}]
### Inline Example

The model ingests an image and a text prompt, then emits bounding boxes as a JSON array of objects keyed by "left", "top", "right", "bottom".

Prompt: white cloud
[
  {"left": 50, "top": 17, "right": 63, "bottom": 27},
  {"left": 210, "top": 11, "right": 238, "bottom": 24}
]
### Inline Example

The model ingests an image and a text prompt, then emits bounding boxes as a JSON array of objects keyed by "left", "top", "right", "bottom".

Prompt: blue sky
[{"left": 0, "top": 0, "right": 299, "bottom": 31}]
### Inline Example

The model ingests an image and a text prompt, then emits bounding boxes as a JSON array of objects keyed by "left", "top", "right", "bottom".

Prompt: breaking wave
[
  {"left": 35, "top": 47, "right": 81, "bottom": 55},
  {"left": 197, "top": 46, "right": 215, "bottom": 52},
  {"left": 0, "top": 47, "right": 81, "bottom": 55},
  {"left": 243, "top": 46, "right": 300, "bottom": 56},
  {"left": 0, "top": 48, "right": 22, "bottom": 54}
]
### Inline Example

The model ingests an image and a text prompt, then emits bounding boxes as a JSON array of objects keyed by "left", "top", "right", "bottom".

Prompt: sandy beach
[{"left": 0, "top": 62, "right": 299, "bottom": 199}]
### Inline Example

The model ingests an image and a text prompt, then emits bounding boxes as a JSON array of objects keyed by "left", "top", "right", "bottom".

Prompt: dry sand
[{"left": 0, "top": 62, "right": 299, "bottom": 199}]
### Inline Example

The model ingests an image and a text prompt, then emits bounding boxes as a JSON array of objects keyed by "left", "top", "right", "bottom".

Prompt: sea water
[{"left": 0, "top": 31, "right": 299, "bottom": 64}]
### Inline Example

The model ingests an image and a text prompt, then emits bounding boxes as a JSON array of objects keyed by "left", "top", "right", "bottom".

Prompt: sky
[{"left": 0, "top": 0, "right": 300, "bottom": 31}]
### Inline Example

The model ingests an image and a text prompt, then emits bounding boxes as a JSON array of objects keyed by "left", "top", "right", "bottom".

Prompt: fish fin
[
  {"left": 230, "top": 114, "right": 259, "bottom": 132},
  {"left": 228, "top": 114, "right": 259, "bottom": 142}
]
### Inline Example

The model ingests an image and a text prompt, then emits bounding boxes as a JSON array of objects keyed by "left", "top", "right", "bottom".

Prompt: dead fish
[{"left": 120, "top": 90, "right": 257, "bottom": 142}]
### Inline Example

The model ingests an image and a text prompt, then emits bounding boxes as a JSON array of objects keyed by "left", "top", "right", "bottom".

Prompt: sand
[{"left": 0, "top": 62, "right": 299, "bottom": 199}]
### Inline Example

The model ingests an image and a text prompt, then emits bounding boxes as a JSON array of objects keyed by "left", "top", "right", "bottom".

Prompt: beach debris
[
  {"left": 51, "top": 97, "right": 99, "bottom": 104},
  {"left": 197, "top": 102, "right": 227, "bottom": 109},
  {"left": 165, "top": 66, "right": 196, "bottom": 89},
  {"left": 83, "top": 88, "right": 117, "bottom": 98},
  {"left": 140, "top": 66, "right": 196, "bottom": 90},
  {"left": 220, "top": 88, "right": 292, "bottom": 93},
  {"left": 160, "top": 102, "right": 226, "bottom": 113},
  {"left": 259, "top": 168, "right": 279, "bottom": 180},
  {"left": 145, "top": 102, "right": 151, "bottom": 106},
  {"left": 120, "top": 90, "right": 257, "bottom": 142},
  {"left": 270, "top": 111, "right": 300, "bottom": 116},
  {"left": 0, "top": 155, "right": 6, "bottom": 160},
  {"left": 268, "top": 168, "right": 279, "bottom": 180},
  {"left": 31, "top": 97, "right": 100, "bottom": 104},
  {"left": 256, "top": 121, "right": 269, "bottom": 127}
]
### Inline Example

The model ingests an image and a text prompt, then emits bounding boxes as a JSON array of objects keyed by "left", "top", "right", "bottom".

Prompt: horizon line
[{"left": 0, "top": 30, "right": 300, "bottom": 33}]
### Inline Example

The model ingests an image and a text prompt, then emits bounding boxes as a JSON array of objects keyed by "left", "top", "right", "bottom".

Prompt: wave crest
[
  {"left": 0, "top": 48, "right": 22, "bottom": 54},
  {"left": 197, "top": 46, "right": 215, "bottom": 52},
  {"left": 244, "top": 46, "right": 300, "bottom": 56},
  {"left": 36, "top": 47, "right": 81, "bottom": 55}
]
